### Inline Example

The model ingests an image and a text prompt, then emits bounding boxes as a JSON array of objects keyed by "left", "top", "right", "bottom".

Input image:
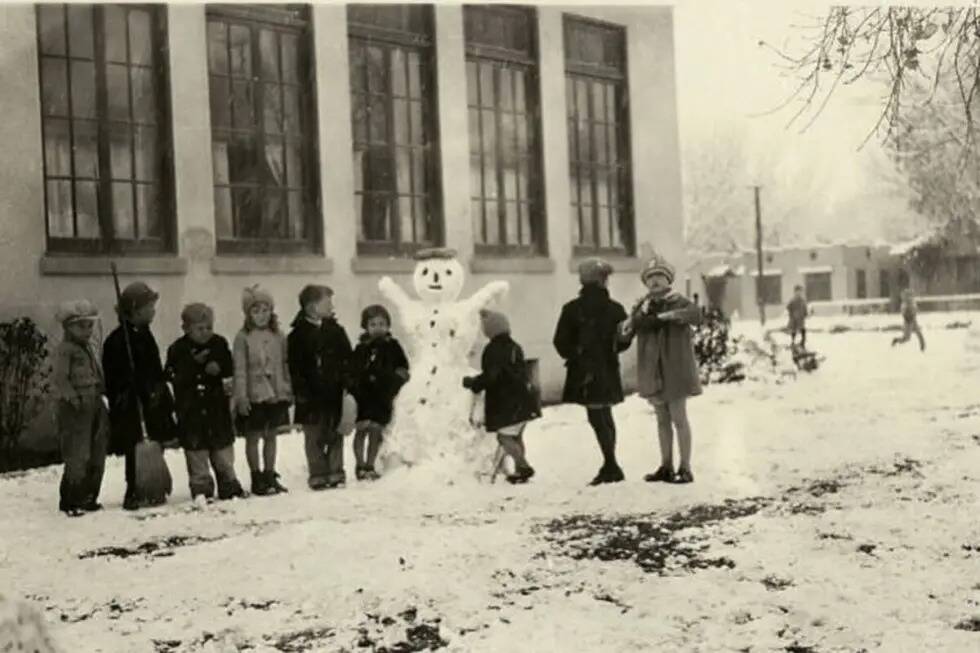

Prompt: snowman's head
[{"left": 413, "top": 248, "right": 465, "bottom": 303}]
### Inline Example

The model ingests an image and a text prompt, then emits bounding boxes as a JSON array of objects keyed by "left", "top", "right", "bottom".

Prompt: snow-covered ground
[{"left": 2, "top": 319, "right": 979, "bottom": 652}]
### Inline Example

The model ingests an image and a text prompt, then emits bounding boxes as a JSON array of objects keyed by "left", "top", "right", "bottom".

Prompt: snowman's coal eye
[
  {"left": 422, "top": 267, "right": 429, "bottom": 276},
  {"left": 445, "top": 268, "right": 453, "bottom": 276}
]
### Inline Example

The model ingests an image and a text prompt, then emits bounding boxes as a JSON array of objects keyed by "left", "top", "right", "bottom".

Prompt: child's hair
[
  {"left": 181, "top": 303, "right": 214, "bottom": 329},
  {"left": 243, "top": 309, "right": 279, "bottom": 333},
  {"left": 361, "top": 304, "right": 392, "bottom": 330},
  {"left": 299, "top": 284, "right": 334, "bottom": 311}
]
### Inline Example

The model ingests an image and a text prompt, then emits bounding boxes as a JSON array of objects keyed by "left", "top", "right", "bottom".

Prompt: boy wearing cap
[
  {"left": 166, "top": 303, "right": 247, "bottom": 503},
  {"left": 53, "top": 299, "right": 108, "bottom": 517},
  {"left": 786, "top": 285, "right": 809, "bottom": 350},
  {"left": 622, "top": 254, "right": 702, "bottom": 484},
  {"left": 102, "top": 281, "right": 177, "bottom": 510},
  {"left": 553, "top": 257, "right": 633, "bottom": 486}
]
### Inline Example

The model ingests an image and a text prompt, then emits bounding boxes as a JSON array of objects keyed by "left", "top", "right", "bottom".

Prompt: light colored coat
[
  {"left": 233, "top": 328, "right": 293, "bottom": 406},
  {"left": 627, "top": 292, "right": 703, "bottom": 402}
]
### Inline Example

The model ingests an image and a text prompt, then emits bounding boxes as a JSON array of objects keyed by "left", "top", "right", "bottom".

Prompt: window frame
[
  {"left": 465, "top": 5, "right": 546, "bottom": 257},
  {"left": 206, "top": 3, "right": 323, "bottom": 256},
  {"left": 36, "top": 3, "right": 176, "bottom": 256},
  {"left": 856, "top": 268, "right": 867, "bottom": 299},
  {"left": 348, "top": 4, "right": 443, "bottom": 257},
  {"left": 805, "top": 271, "right": 832, "bottom": 302},
  {"left": 563, "top": 14, "right": 634, "bottom": 257},
  {"left": 757, "top": 274, "right": 782, "bottom": 305}
]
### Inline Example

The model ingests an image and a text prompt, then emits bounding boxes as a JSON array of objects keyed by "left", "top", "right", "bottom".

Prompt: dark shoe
[
  {"left": 516, "top": 465, "right": 535, "bottom": 482},
  {"left": 217, "top": 479, "right": 248, "bottom": 500},
  {"left": 362, "top": 466, "right": 381, "bottom": 481},
  {"left": 82, "top": 501, "right": 104, "bottom": 512},
  {"left": 64, "top": 507, "right": 86, "bottom": 518},
  {"left": 506, "top": 474, "right": 529, "bottom": 485},
  {"left": 268, "top": 471, "right": 288, "bottom": 494},
  {"left": 355, "top": 466, "right": 368, "bottom": 481},
  {"left": 588, "top": 465, "right": 624, "bottom": 486},
  {"left": 644, "top": 466, "right": 675, "bottom": 483},
  {"left": 251, "top": 471, "right": 274, "bottom": 496},
  {"left": 123, "top": 494, "right": 140, "bottom": 511},
  {"left": 309, "top": 476, "right": 329, "bottom": 491},
  {"left": 673, "top": 467, "right": 694, "bottom": 484},
  {"left": 325, "top": 472, "right": 347, "bottom": 489}
]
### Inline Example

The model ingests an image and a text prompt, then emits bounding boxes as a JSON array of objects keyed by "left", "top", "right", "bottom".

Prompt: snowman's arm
[
  {"left": 378, "top": 276, "right": 416, "bottom": 322},
  {"left": 465, "top": 280, "right": 510, "bottom": 314}
]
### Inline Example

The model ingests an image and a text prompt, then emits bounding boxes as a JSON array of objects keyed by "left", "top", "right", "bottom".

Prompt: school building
[{"left": 0, "top": 2, "right": 684, "bottom": 429}]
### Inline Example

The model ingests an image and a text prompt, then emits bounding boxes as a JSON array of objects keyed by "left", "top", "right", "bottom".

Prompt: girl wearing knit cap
[
  {"left": 233, "top": 285, "right": 293, "bottom": 496},
  {"left": 464, "top": 309, "right": 541, "bottom": 484},
  {"left": 622, "top": 254, "right": 702, "bottom": 484},
  {"left": 553, "top": 257, "right": 633, "bottom": 486}
]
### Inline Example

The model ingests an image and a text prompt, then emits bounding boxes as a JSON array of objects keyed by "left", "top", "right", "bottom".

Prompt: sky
[{"left": 670, "top": 0, "right": 922, "bottom": 244}]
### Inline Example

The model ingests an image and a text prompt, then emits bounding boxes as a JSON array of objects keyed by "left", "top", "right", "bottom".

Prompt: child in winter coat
[
  {"left": 166, "top": 303, "right": 246, "bottom": 503},
  {"left": 233, "top": 286, "right": 292, "bottom": 496},
  {"left": 464, "top": 309, "right": 541, "bottom": 484},
  {"left": 103, "top": 281, "right": 177, "bottom": 510},
  {"left": 892, "top": 289, "right": 926, "bottom": 351},
  {"left": 287, "top": 285, "right": 353, "bottom": 490},
  {"left": 53, "top": 299, "right": 108, "bottom": 517},
  {"left": 553, "top": 258, "right": 633, "bottom": 486},
  {"left": 622, "top": 254, "right": 703, "bottom": 484},
  {"left": 786, "top": 285, "right": 808, "bottom": 350},
  {"left": 350, "top": 304, "right": 410, "bottom": 481}
]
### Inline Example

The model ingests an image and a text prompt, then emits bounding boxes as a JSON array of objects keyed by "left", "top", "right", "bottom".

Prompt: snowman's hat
[{"left": 414, "top": 247, "right": 457, "bottom": 261}]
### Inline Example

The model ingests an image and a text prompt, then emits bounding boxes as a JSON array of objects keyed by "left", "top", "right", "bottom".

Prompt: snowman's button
[
  {"left": 449, "top": 330, "right": 456, "bottom": 338},
  {"left": 430, "top": 320, "right": 436, "bottom": 328}
]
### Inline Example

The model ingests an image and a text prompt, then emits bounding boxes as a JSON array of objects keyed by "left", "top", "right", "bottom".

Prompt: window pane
[
  {"left": 70, "top": 60, "right": 96, "bottom": 119},
  {"left": 483, "top": 158, "right": 496, "bottom": 200},
  {"left": 396, "top": 148, "right": 411, "bottom": 196},
  {"left": 517, "top": 116, "right": 528, "bottom": 156},
  {"left": 285, "top": 142, "right": 303, "bottom": 188},
  {"left": 470, "top": 155, "right": 483, "bottom": 200},
  {"left": 131, "top": 67, "right": 157, "bottom": 123},
  {"left": 263, "top": 191, "right": 286, "bottom": 237},
  {"left": 101, "top": 6, "right": 126, "bottom": 64},
  {"left": 288, "top": 190, "right": 305, "bottom": 239},
  {"left": 565, "top": 77, "right": 575, "bottom": 118},
  {"left": 259, "top": 29, "right": 279, "bottom": 81},
  {"left": 46, "top": 180, "right": 73, "bottom": 237},
  {"left": 136, "top": 183, "right": 161, "bottom": 238},
  {"left": 67, "top": 5, "right": 94, "bottom": 59},
  {"left": 607, "top": 124, "right": 618, "bottom": 165},
  {"left": 592, "top": 81, "right": 606, "bottom": 122},
  {"left": 398, "top": 197, "right": 413, "bottom": 243},
  {"left": 577, "top": 122, "right": 591, "bottom": 161},
  {"left": 74, "top": 181, "right": 100, "bottom": 238},
  {"left": 43, "top": 119, "right": 71, "bottom": 177},
  {"left": 263, "top": 84, "right": 283, "bottom": 133},
  {"left": 468, "top": 108, "right": 481, "bottom": 156},
  {"left": 349, "top": 43, "right": 365, "bottom": 92},
  {"left": 106, "top": 64, "right": 130, "bottom": 121},
  {"left": 282, "top": 33, "right": 300, "bottom": 84},
  {"left": 485, "top": 200, "right": 499, "bottom": 244},
  {"left": 514, "top": 69, "right": 526, "bottom": 113},
  {"left": 72, "top": 120, "right": 99, "bottom": 179},
  {"left": 500, "top": 68, "right": 513, "bottom": 111},
  {"left": 112, "top": 182, "right": 135, "bottom": 239},
  {"left": 479, "top": 64, "right": 494, "bottom": 109},
  {"left": 214, "top": 186, "right": 233, "bottom": 237},
  {"left": 566, "top": 118, "right": 577, "bottom": 163},
  {"left": 501, "top": 113, "right": 515, "bottom": 160},
  {"left": 38, "top": 5, "right": 66, "bottom": 57},
  {"left": 229, "top": 25, "right": 252, "bottom": 77},
  {"left": 471, "top": 198, "right": 484, "bottom": 243},
  {"left": 415, "top": 198, "right": 429, "bottom": 243},
  {"left": 134, "top": 126, "right": 158, "bottom": 181},
  {"left": 520, "top": 201, "right": 532, "bottom": 247},
  {"left": 367, "top": 46, "right": 385, "bottom": 94},
  {"left": 363, "top": 145, "right": 394, "bottom": 194},
  {"left": 409, "top": 101, "right": 423, "bottom": 145},
  {"left": 41, "top": 59, "right": 69, "bottom": 117},
  {"left": 466, "top": 61, "right": 479, "bottom": 107},
  {"left": 352, "top": 148, "right": 365, "bottom": 193},
  {"left": 407, "top": 51, "right": 421, "bottom": 97},
  {"left": 576, "top": 79, "right": 589, "bottom": 120},
  {"left": 393, "top": 98, "right": 409, "bottom": 145},
  {"left": 595, "top": 125, "right": 607, "bottom": 165},
  {"left": 597, "top": 205, "right": 611, "bottom": 248},
  {"left": 518, "top": 160, "right": 529, "bottom": 202},
  {"left": 228, "top": 137, "right": 258, "bottom": 183},
  {"left": 283, "top": 87, "right": 301, "bottom": 134},
  {"left": 233, "top": 187, "right": 261, "bottom": 237},
  {"left": 264, "top": 140, "right": 285, "bottom": 187},
  {"left": 503, "top": 162, "right": 517, "bottom": 204},
  {"left": 481, "top": 108, "right": 495, "bottom": 160},
  {"left": 110, "top": 128, "right": 132, "bottom": 180},
  {"left": 505, "top": 201, "right": 519, "bottom": 245},
  {"left": 232, "top": 81, "right": 254, "bottom": 129},
  {"left": 606, "top": 84, "right": 616, "bottom": 123},
  {"left": 391, "top": 48, "right": 406, "bottom": 97},
  {"left": 129, "top": 10, "right": 153, "bottom": 66},
  {"left": 207, "top": 22, "right": 228, "bottom": 74},
  {"left": 361, "top": 192, "right": 390, "bottom": 241},
  {"left": 611, "top": 207, "right": 623, "bottom": 248},
  {"left": 411, "top": 150, "right": 425, "bottom": 195},
  {"left": 212, "top": 140, "right": 230, "bottom": 185},
  {"left": 209, "top": 76, "right": 231, "bottom": 127},
  {"left": 351, "top": 94, "right": 368, "bottom": 143},
  {"left": 369, "top": 97, "right": 387, "bottom": 142}
]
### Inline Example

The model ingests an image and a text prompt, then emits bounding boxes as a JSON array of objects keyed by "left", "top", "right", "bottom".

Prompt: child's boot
[
  {"left": 217, "top": 478, "right": 248, "bottom": 500},
  {"left": 267, "top": 471, "right": 288, "bottom": 494},
  {"left": 673, "top": 467, "right": 694, "bottom": 484},
  {"left": 123, "top": 487, "right": 140, "bottom": 511},
  {"left": 251, "top": 470, "right": 272, "bottom": 496},
  {"left": 644, "top": 465, "right": 675, "bottom": 483}
]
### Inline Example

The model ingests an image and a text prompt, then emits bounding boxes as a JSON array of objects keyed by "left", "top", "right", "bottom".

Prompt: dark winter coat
[
  {"left": 287, "top": 314, "right": 353, "bottom": 427},
  {"left": 787, "top": 296, "right": 808, "bottom": 331},
  {"left": 164, "top": 334, "right": 235, "bottom": 451},
  {"left": 630, "top": 292, "right": 703, "bottom": 402},
  {"left": 350, "top": 334, "right": 410, "bottom": 426},
  {"left": 468, "top": 333, "right": 542, "bottom": 433},
  {"left": 553, "top": 285, "right": 631, "bottom": 407},
  {"left": 102, "top": 323, "right": 177, "bottom": 456}
]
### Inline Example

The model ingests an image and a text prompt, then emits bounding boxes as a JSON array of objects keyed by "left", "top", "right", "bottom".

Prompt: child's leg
[
  {"left": 651, "top": 399, "right": 674, "bottom": 469},
  {"left": 496, "top": 431, "right": 528, "bottom": 469},
  {"left": 353, "top": 427, "right": 368, "bottom": 469},
  {"left": 668, "top": 398, "right": 693, "bottom": 471},
  {"left": 85, "top": 401, "right": 109, "bottom": 507},
  {"left": 366, "top": 424, "right": 384, "bottom": 468},
  {"left": 184, "top": 448, "right": 214, "bottom": 499},
  {"left": 587, "top": 407, "right": 620, "bottom": 470},
  {"left": 913, "top": 323, "right": 926, "bottom": 351},
  {"left": 800, "top": 327, "right": 807, "bottom": 350},
  {"left": 57, "top": 400, "right": 90, "bottom": 512},
  {"left": 210, "top": 445, "right": 244, "bottom": 498},
  {"left": 262, "top": 431, "right": 277, "bottom": 473},
  {"left": 245, "top": 433, "right": 262, "bottom": 472},
  {"left": 302, "top": 423, "right": 330, "bottom": 488}
]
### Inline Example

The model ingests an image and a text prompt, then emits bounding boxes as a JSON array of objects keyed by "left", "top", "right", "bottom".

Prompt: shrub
[
  {"left": 0, "top": 318, "right": 51, "bottom": 472},
  {"left": 693, "top": 308, "right": 746, "bottom": 384}
]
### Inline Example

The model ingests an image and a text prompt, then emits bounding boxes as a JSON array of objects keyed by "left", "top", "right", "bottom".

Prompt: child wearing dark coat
[
  {"left": 622, "top": 254, "right": 702, "bottom": 484},
  {"left": 165, "top": 303, "right": 246, "bottom": 503},
  {"left": 287, "top": 285, "right": 354, "bottom": 490},
  {"left": 102, "top": 282, "right": 178, "bottom": 511},
  {"left": 553, "top": 258, "right": 633, "bottom": 486},
  {"left": 53, "top": 299, "right": 108, "bottom": 516},
  {"left": 786, "top": 285, "right": 809, "bottom": 350},
  {"left": 464, "top": 310, "right": 541, "bottom": 484},
  {"left": 349, "top": 305, "right": 410, "bottom": 481},
  {"left": 892, "top": 288, "right": 926, "bottom": 352}
]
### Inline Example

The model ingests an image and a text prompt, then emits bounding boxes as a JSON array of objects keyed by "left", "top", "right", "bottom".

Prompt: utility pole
[{"left": 752, "top": 185, "right": 765, "bottom": 326}]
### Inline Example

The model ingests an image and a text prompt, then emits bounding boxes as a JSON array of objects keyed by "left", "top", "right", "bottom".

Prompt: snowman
[{"left": 377, "top": 248, "right": 508, "bottom": 477}]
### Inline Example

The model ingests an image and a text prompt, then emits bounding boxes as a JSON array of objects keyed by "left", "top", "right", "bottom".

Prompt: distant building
[{"left": 890, "top": 217, "right": 980, "bottom": 298}]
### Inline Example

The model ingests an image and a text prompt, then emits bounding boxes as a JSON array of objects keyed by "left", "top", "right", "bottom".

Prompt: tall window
[
  {"left": 465, "top": 5, "right": 544, "bottom": 255},
  {"left": 348, "top": 4, "right": 440, "bottom": 255},
  {"left": 36, "top": 4, "right": 173, "bottom": 254},
  {"left": 856, "top": 268, "right": 867, "bottom": 299},
  {"left": 805, "top": 272, "right": 832, "bottom": 301},
  {"left": 207, "top": 4, "right": 320, "bottom": 254},
  {"left": 564, "top": 16, "right": 632, "bottom": 255},
  {"left": 758, "top": 274, "right": 782, "bottom": 305},
  {"left": 880, "top": 269, "right": 891, "bottom": 299}
]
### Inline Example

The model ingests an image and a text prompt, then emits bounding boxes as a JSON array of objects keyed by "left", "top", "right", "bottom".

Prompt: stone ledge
[
  {"left": 40, "top": 255, "right": 188, "bottom": 276},
  {"left": 470, "top": 257, "right": 556, "bottom": 274},
  {"left": 568, "top": 256, "right": 644, "bottom": 273},
  {"left": 211, "top": 256, "right": 334, "bottom": 275},
  {"left": 351, "top": 257, "right": 417, "bottom": 274}
]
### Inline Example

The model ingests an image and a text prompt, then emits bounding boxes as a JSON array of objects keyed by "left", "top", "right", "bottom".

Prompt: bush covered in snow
[{"left": 693, "top": 308, "right": 746, "bottom": 385}]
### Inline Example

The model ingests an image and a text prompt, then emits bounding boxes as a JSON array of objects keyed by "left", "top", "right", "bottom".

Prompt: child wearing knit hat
[
  {"left": 623, "top": 253, "right": 702, "bottom": 484},
  {"left": 232, "top": 285, "right": 293, "bottom": 496},
  {"left": 463, "top": 309, "right": 541, "bottom": 484}
]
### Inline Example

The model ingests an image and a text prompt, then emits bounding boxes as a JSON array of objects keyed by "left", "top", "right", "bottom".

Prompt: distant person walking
[
  {"left": 786, "top": 285, "right": 808, "bottom": 350},
  {"left": 891, "top": 289, "right": 926, "bottom": 352}
]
